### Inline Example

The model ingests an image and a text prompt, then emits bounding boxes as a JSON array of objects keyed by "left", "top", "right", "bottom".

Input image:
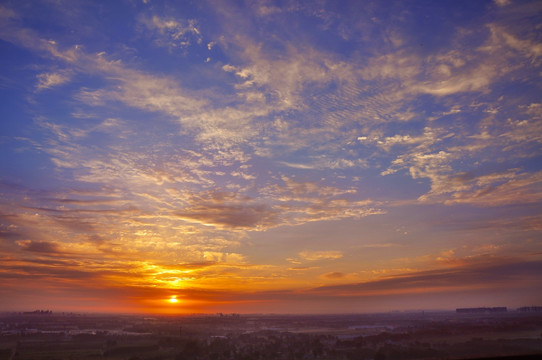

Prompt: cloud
[
  {"left": 387, "top": 153, "right": 542, "bottom": 206},
  {"left": 16, "top": 240, "right": 62, "bottom": 254},
  {"left": 36, "top": 71, "right": 71, "bottom": 90},
  {"left": 139, "top": 15, "right": 202, "bottom": 49},
  {"left": 278, "top": 157, "right": 362, "bottom": 171},
  {"left": 441, "top": 170, "right": 542, "bottom": 206},
  {"left": 308, "top": 259, "right": 542, "bottom": 296},
  {"left": 175, "top": 193, "right": 279, "bottom": 229},
  {"left": 378, "top": 121, "right": 542, "bottom": 205},
  {"left": 378, "top": 93, "right": 542, "bottom": 206},
  {"left": 323, "top": 271, "right": 345, "bottom": 279},
  {"left": 260, "top": 176, "right": 383, "bottom": 225},
  {"left": 87, "top": 63, "right": 206, "bottom": 119},
  {"left": 299, "top": 250, "right": 343, "bottom": 261},
  {"left": 368, "top": 127, "right": 442, "bottom": 154},
  {"left": 220, "top": 38, "right": 334, "bottom": 110},
  {"left": 360, "top": 52, "right": 421, "bottom": 81},
  {"left": 288, "top": 266, "right": 317, "bottom": 271},
  {"left": 2, "top": 255, "right": 540, "bottom": 314},
  {"left": 494, "top": 0, "right": 511, "bottom": 6},
  {"left": 486, "top": 25, "right": 542, "bottom": 62},
  {"left": 358, "top": 243, "right": 396, "bottom": 249},
  {"left": 499, "top": 105, "right": 542, "bottom": 149}
]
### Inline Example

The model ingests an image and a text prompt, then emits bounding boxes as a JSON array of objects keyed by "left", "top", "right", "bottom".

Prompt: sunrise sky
[{"left": 1, "top": 0, "right": 541, "bottom": 315}]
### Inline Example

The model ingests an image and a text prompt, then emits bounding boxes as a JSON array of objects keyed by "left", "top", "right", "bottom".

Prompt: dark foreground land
[{"left": 1, "top": 311, "right": 541, "bottom": 360}]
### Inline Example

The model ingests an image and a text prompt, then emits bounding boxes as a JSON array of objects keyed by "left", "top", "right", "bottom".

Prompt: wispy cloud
[
  {"left": 139, "top": 15, "right": 202, "bottom": 49},
  {"left": 494, "top": 0, "right": 511, "bottom": 7},
  {"left": 299, "top": 250, "right": 343, "bottom": 261},
  {"left": 36, "top": 71, "right": 71, "bottom": 90},
  {"left": 17, "top": 240, "right": 62, "bottom": 254},
  {"left": 308, "top": 259, "right": 542, "bottom": 297},
  {"left": 322, "top": 271, "right": 345, "bottom": 279},
  {"left": 174, "top": 191, "right": 279, "bottom": 230}
]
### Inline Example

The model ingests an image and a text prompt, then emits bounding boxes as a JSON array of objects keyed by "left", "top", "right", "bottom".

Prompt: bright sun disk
[{"left": 168, "top": 295, "right": 178, "bottom": 304}]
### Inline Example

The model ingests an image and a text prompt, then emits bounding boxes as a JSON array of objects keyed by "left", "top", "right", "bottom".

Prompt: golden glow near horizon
[{"left": 0, "top": 0, "right": 541, "bottom": 315}]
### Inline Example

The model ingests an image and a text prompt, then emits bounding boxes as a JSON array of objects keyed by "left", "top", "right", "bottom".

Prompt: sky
[{"left": 0, "top": 0, "right": 541, "bottom": 315}]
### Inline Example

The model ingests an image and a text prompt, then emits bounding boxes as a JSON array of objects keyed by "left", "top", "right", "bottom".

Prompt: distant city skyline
[{"left": 1, "top": 0, "right": 541, "bottom": 314}]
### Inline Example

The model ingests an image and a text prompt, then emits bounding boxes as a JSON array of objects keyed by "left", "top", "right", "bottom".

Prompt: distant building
[
  {"left": 517, "top": 306, "right": 542, "bottom": 312},
  {"left": 456, "top": 307, "right": 507, "bottom": 313},
  {"left": 23, "top": 310, "right": 52, "bottom": 315}
]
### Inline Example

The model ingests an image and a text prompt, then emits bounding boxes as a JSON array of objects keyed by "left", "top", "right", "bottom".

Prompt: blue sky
[{"left": 0, "top": 0, "right": 541, "bottom": 314}]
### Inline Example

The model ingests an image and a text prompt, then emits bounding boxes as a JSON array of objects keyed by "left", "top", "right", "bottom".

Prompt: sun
[{"left": 168, "top": 295, "right": 179, "bottom": 304}]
